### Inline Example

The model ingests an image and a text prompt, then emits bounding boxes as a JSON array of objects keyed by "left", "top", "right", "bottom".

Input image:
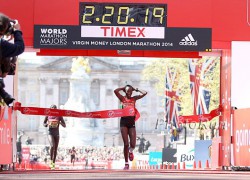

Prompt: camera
[
  {"left": 0, "top": 13, "right": 19, "bottom": 36},
  {"left": 5, "top": 20, "right": 16, "bottom": 35},
  {"left": 0, "top": 88, "right": 15, "bottom": 106}
]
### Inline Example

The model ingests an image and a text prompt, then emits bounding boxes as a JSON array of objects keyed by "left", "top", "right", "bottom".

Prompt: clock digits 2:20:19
[{"left": 79, "top": 2, "right": 167, "bottom": 27}]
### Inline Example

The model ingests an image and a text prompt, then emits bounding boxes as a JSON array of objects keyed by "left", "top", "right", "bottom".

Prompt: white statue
[{"left": 71, "top": 57, "right": 91, "bottom": 79}]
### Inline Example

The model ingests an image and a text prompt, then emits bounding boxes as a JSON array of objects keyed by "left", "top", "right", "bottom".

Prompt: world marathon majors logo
[{"left": 39, "top": 27, "right": 68, "bottom": 46}]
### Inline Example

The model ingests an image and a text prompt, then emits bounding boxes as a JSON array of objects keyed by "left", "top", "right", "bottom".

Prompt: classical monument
[
  {"left": 61, "top": 57, "right": 104, "bottom": 146},
  {"left": 17, "top": 54, "right": 165, "bottom": 149}
]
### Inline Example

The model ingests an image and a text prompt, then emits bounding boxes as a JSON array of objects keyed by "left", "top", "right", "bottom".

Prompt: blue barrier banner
[
  {"left": 194, "top": 140, "right": 212, "bottom": 168},
  {"left": 149, "top": 152, "right": 162, "bottom": 165}
]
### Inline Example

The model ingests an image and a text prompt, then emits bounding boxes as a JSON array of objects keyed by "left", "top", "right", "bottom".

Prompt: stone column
[
  {"left": 38, "top": 77, "right": 48, "bottom": 108},
  {"left": 52, "top": 78, "right": 60, "bottom": 105},
  {"left": 17, "top": 78, "right": 28, "bottom": 131},
  {"left": 38, "top": 77, "right": 48, "bottom": 133},
  {"left": 112, "top": 79, "right": 121, "bottom": 108},
  {"left": 18, "top": 77, "right": 28, "bottom": 103},
  {"left": 99, "top": 79, "right": 107, "bottom": 110}
]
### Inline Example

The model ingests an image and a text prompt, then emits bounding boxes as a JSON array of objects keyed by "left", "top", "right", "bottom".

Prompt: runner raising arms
[
  {"left": 114, "top": 85, "right": 147, "bottom": 170},
  {"left": 43, "top": 104, "right": 66, "bottom": 170}
]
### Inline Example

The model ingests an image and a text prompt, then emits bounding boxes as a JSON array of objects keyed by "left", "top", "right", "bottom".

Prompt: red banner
[
  {"left": 220, "top": 50, "right": 232, "bottom": 166},
  {"left": 22, "top": 147, "right": 30, "bottom": 163},
  {"left": 232, "top": 108, "right": 250, "bottom": 166},
  {"left": 211, "top": 137, "right": 221, "bottom": 169},
  {"left": 178, "top": 106, "right": 222, "bottom": 124},
  {"left": 0, "top": 107, "right": 13, "bottom": 164},
  {"left": 14, "top": 102, "right": 140, "bottom": 120}
]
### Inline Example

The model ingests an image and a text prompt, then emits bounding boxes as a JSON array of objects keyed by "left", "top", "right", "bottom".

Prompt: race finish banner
[
  {"left": 178, "top": 106, "right": 222, "bottom": 124},
  {"left": 14, "top": 102, "right": 141, "bottom": 121},
  {"left": 34, "top": 2, "right": 212, "bottom": 52}
]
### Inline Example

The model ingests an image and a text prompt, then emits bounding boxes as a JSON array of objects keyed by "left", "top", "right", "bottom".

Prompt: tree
[{"left": 142, "top": 57, "right": 220, "bottom": 120}]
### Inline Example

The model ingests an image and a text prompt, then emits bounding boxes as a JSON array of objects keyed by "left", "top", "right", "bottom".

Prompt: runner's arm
[
  {"left": 43, "top": 116, "right": 48, "bottom": 127},
  {"left": 114, "top": 86, "right": 126, "bottom": 101},
  {"left": 133, "top": 88, "right": 147, "bottom": 100},
  {"left": 60, "top": 117, "right": 66, "bottom": 127}
]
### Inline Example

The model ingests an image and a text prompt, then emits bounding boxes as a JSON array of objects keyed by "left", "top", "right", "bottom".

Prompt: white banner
[
  {"left": 81, "top": 26, "right": 165, "bottom": 39},
  {"left": 177, "top": 144, "right": 194, "bottom": 169}
]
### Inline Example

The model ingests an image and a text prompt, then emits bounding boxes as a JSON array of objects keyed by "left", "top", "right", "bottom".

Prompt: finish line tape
[
  {"left": 178, "top": 106, "right": 222, "bottom": 124},
  {"left": 13, "top": 102, "right": 140, "bottom": 120}
]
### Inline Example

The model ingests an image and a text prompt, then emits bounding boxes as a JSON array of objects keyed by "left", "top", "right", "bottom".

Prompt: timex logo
[
  {"left": 81, "top": 26, "right": 165, "bottom": 39},
  {"left": 100, "top": 27, "right": 145, "bottom": 38}
]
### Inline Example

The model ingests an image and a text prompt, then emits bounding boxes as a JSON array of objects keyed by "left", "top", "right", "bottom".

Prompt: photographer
[
  {"left": 0, "top": 13, "right": 25, "bottom": 58},
  {"left": 0, "top": 13, "right": 25, "bottom": 106}
]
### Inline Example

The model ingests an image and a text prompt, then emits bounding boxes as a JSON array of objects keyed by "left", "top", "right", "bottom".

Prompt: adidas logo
[{"left": 179, "top": 33, "right": 198, "bottom": 46}]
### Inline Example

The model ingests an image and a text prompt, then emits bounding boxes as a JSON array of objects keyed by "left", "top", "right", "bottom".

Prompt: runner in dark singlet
[
  {"left": 70, "top": 146, "right": 77, "bottom": 166},
  {"left": 114, "top": 85, "right": 147, "bottom": 170},
  {"left": 43, "top": 104, "right": 66, "bottom": 170}
]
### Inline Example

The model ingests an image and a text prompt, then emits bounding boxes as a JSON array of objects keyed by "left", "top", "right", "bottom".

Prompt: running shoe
[
  {"left": 123, "top": 164, "right": 129, "bottom": 170},
  {"left": 129, "top": 151, "right": 134, "bottom": 161},
  {"left": 50, "top": 162, "right": 55, "bottom": 170}
]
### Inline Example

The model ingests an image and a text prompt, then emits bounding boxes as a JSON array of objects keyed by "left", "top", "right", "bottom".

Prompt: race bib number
[{"left": 48, "top": 120, "right": 59, "bottom": 128}]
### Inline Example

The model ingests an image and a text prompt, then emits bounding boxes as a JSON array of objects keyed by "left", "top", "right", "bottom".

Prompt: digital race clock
[
  {"left": 34, "top": 2, "right": 211, "bottom": 51},
  {"left": 79, "top": 2, "right": 167, "bottom": 27}
]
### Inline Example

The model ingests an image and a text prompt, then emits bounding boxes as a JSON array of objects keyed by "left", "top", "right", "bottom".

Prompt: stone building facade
[{"left": 17, "top": 55, "right": 166, "bottom": 151}]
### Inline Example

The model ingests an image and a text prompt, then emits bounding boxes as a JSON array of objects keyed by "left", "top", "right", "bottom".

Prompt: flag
[
  {"left": 188, "top": 59, "right": 216, "bottom": 115},
  {"left": 165, "top": 67, "right": 181, "bottom": 128}
]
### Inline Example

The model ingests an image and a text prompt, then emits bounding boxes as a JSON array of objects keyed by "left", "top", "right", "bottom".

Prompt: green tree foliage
[{"left": 142, "top": 57, "right": 220, "bottom": 117}]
